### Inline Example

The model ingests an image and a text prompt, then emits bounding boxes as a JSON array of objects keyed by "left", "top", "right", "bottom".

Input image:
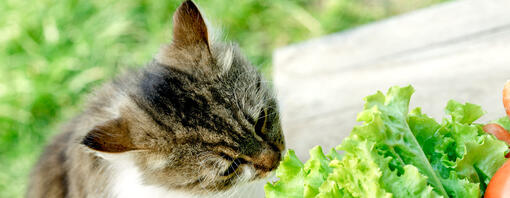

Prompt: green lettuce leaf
[
  {"left": 343, "top": 86, "right": 448, "bottom": 196},
  {"left": 320, "top": 141, "right": 439, "bottom": 198},
  {"left": 408, "top": 107, "right": 480, "bottom": 197},
  {"left": 265, "top": 150, "right": 305, "bottom": 198},
  {"left": 265, "top": 147, "right": 340, "bottom": 198},
  {"left": 303, "top": 146, "right": 334, "bottom": 198},
  {"left": 265, "top": 85, "right": 509, "bottom": 198}
]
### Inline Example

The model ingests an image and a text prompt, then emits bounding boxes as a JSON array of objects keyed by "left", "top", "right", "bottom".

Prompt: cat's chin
[{"left": 253, "top": 169, "right": 276, "bottom": 181}]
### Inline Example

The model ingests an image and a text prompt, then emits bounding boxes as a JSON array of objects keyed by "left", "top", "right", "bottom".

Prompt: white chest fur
[{"left": 105, "top": 154, "right": 266, "bottom": 198}]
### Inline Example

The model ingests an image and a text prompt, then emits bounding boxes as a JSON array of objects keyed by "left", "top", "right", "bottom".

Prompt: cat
[{"left": 26, "top": 1, "right": 284, "bottom": 197}]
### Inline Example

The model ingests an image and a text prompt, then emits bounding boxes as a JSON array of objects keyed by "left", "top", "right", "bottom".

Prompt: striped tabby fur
[{"left": 27, "top": 1, "right": 284, "bottom": 197}]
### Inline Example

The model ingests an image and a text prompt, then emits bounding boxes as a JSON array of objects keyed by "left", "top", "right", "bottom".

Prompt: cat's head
[{"left": 81, "top": 0, "right": 284, "bottom": 194}]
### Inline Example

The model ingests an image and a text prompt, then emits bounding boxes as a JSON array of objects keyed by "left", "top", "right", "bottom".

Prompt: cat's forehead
[{"left": 133, "top": 59, "right": 267, "bottom": 127}]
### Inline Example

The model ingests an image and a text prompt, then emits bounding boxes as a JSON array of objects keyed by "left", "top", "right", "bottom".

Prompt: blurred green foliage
[{"left": 0, "top": 0, "right": 450, "bottom": 197}]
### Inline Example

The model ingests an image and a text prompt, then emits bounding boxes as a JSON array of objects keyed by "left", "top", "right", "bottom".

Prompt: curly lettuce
[{"left": 265, "top": 85, "right": 509, "bottom": 198}]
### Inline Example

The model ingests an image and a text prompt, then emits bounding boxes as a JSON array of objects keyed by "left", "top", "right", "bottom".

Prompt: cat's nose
[{"left": 251, "top": 146, "right": 281, "bottom": 172}]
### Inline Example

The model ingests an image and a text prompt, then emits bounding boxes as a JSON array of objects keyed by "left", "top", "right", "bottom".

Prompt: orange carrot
[
  {"left": 504, "top": 80, "right": 510, "bottom": 118},
  {"left": 483, "top": 124, "right": 510, "bottom": 146}
]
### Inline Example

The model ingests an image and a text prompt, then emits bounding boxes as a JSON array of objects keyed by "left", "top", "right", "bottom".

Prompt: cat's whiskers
[
  {"left": 195, "top": 152, "right": 223, "bottom": 191},
  {"left": 199, "top": 160, "right": 216, "bottom": 189}
]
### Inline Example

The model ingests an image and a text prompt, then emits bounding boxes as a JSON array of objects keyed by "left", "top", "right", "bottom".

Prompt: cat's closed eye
[{"left": 220, "top": 155, "right": 247, "bottom": 177}]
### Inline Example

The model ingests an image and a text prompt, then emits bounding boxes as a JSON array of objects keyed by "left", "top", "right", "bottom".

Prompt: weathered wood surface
[{"left": 274, "top": 0, "right": 510, "bottom": 160}]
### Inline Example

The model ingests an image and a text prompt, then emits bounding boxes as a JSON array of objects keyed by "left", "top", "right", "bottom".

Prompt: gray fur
[{"left": 27, "top": 1, "right": 284, "bottom": 197}]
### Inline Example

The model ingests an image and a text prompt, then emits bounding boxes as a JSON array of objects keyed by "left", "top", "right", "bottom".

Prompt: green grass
[{"left": 0, "top": 0, "right": 450, "bottom": 197}]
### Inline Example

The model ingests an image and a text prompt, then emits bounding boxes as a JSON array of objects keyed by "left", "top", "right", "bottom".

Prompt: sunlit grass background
[{"left": 0, "top": 0, "right": 450, "bottom": 197}]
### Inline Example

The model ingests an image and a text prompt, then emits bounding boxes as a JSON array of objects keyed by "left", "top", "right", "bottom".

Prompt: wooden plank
[{"left": 274, "top": 0, "right": 510, "bottom": 160}]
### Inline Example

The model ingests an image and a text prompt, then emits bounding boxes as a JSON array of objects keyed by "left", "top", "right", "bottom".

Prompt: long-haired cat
[{"left": 27, "top": 1, "right": 284, "bottom": 197}]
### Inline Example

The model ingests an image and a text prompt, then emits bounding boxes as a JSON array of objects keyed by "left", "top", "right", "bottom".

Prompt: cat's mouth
[{"left": 217, "top": 148, "right": 281, "bottom": 183}]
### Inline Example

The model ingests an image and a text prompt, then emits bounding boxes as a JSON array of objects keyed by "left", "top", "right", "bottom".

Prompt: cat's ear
[
  {"left": 171, "top": 0, "right": 210, "bottom": 50},
  {"left": 157, "top": 0, "right": 215, "bottom": 75},
  {"left": 81, "top": 118, "right": 136, "bottom": 153}
]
